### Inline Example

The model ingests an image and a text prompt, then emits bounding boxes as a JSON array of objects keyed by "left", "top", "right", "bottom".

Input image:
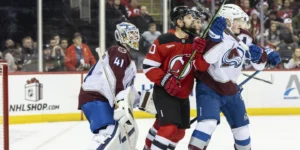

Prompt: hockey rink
[{"left": 9, "top": 116, "right": 300, "bottom": 150}]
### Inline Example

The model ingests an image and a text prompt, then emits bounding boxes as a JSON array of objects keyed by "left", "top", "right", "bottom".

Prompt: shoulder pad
[
  {"left": 157, "top": 33, "right": 193, "bottom": 45},
  {"left": 157, "top": 33, "right": 177, "bottom": 45}
]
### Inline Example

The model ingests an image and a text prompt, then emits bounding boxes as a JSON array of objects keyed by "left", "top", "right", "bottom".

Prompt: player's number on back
[{"left": 114, "top": 57, "right": 124, "bottom": 67}]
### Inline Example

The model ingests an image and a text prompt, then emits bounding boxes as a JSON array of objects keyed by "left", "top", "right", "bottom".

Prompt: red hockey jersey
[{"left": 143, "top": 33, "right": 194, "bottom": 99}]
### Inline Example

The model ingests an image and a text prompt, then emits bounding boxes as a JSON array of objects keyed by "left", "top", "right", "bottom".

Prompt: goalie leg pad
[
  {"left": 232, "top": 125, "right": 251, "bottom": 150},
  {"left": 88, "top": 123, "right": 122, "bottom": 150},
  {"left": 189, "top": 119, "right": 217, "bottom": 150},
  {"left": 81, "top": 101, "right": 115, "bottom": 133}
]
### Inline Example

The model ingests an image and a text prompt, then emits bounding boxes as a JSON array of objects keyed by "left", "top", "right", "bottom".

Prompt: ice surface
[{"left": 9, "top": 116, "right": 300, "bottom": 150}]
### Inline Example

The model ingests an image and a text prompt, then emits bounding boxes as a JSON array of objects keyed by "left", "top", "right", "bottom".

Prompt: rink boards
[{"left": 7, "top": 71, "right": 300, "bottom": 124}]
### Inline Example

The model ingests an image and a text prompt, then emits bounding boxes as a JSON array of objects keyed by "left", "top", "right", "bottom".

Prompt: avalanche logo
[
  {"left": 169, "top": 54, "right": 192, "bottom": 79},
  {"left": 221, "top": 47, "right": 244, "bottom": 68}
]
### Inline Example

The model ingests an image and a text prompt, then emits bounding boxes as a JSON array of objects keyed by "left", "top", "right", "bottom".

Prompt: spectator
[
  {"left": 65, "top": 33, "right": 96, "bottom": 71},
  {"left": 264, "top": 23, "right": 281, "bottom": 50},
  {"left": 284, "top": 47, "right": 300, "bottom": 69},
  {"left": 131, "top": 5, "right": 154, "bottom": 33},
  {"left": 241, "top": 0, "right": 253, "bottom": 16},
  {"left": 43, "top": 46, "right": 62, "bottom": 72},
  {"left": 278, "top": 0, "right": 293, "bottom": 19},
  {"left": 127, "top": 0, "right": 140, "bottom": 19},
  {"left": 273, "top": 0, "right": 283, "bottom": 11},
  {"left": 141, "top": 23, "right": 161, "bottom": 54},
  {"left": 249, "top": 9, "right": 261, "bottom": 41},
  {"left": 278, "top": 18, "right": 299, "bottom": 46},
  {"left": 121, "top": 0, "right": 129, "bottom": 6},
  {"left": 52, "top": 33, "right": 60, "bottom": 45},
  {"left": 60, "top": 38, "right": 69, "bottom": 54},
  {"left": 292, "top": 8, "right": 300, "bottom": 35},
  {"left": 114, "top": 0, "right": 129, "bottom": 21},
  {"left": 3, "top": 39, "right": 15, "bottom": 52},
  {"left": 20, "top": 36, "right": 38, "bottom": 72},
  {"left": 265, "top": 10, "right": 284, "bottom": 29},
  {"left": 48, "top": 38, "right": 65, "bottom": 71},
  {"left": 106, "top": 0, "right": 126, "bottom": 48},
  {"left": 2, "top": 39, "right": 17, "bottom": 72}
]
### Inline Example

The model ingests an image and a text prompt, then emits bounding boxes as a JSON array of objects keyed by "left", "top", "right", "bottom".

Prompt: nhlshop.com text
[{"left": 9, "top": 103, "right": 60, "bottom": 112}]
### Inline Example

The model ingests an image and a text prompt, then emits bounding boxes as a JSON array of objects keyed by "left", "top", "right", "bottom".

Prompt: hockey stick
[
  {"left": 179, "top": 0, "right": 227, "bottom": 78},
  {"left": 95, "top": 48, "right": 135, "bottom": 150},
  {"left": 242, "top": 71, "right": 273, "bottom": 85}
]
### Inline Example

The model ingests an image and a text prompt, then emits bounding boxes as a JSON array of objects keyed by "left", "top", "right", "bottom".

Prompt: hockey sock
[
  {"left": 232, "top": 125, "right": 251, "bottom": 150},
  {"left": 145, "top": 119, "right": 160, "bottom": 149},
  {"left": 188, "top": 119, "right": 217, "bottom": 150},
  {"left": 151, "top": 124, "right": 178, "bottom": 150}
]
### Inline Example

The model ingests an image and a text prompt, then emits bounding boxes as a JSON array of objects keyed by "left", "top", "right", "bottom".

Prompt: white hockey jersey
[
  {"left": 194, "top": 31, "right": 267, "bottom": 95},
  {"left": 78, "top": 45, "right": 137, "bottom": 108}
]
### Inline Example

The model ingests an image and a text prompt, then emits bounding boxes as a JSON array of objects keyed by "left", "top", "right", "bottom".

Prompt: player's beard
[{"left": 181, "top": 21, "right": 196, "bottom": 36}]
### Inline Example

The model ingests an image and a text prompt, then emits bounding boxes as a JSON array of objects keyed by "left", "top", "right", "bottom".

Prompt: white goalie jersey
[{"left": 79, "top": 45, "right": 137, "bottom": 108}]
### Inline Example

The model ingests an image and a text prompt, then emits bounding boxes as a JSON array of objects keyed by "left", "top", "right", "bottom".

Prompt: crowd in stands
[{"left": 1, "top": 0, "right": 300, "bottom": 72}]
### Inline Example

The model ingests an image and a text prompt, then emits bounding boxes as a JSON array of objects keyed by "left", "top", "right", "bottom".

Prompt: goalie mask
[{"left": 115, "top": 22, "right": 140, "bottom": 50}]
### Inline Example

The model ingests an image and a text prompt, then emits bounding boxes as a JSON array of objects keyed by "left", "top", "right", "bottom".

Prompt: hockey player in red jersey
[
  {"left": 142, "top": 6, "right": 207, "bottom": 150},
  {"left": 78, "top": 22, "right": 141, "bottom": 150}
]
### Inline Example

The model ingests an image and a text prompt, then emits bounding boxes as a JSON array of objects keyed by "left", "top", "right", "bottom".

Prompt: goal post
[{"left": 0, "top": 61, "right": 9, "bottom": 150}]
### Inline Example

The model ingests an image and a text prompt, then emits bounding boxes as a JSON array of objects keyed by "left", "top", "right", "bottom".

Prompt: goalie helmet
[
  {"left": 219, "top": 4, "right": 244, "bottom": 28},
  {"left": 115, "top": 22, "right": 140, "bottom": 50}
]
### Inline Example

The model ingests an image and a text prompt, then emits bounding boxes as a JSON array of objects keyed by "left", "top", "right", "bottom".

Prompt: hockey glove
[
  {"left": 161, "top": 73, "right": 181, "bottom": 96},
  {"left": 265, "top": 48, "right": 281, "bottom": 67},
  {"left": 193, "top": 37, "right": 207, "bottom": 54},
  {"left": 208, "top": 16, "right": 227, "bottom": 42},
  {"left": 246, "top": 44, "right": 263, "bottom": 63}
]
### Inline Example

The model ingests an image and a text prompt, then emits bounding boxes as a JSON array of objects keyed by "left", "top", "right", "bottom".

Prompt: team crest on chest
[
  {"left": 221, "top": 47, "right": 244, "bottom": 68},
  {"left": 118, "top": 47, "right": 127, "bottom": 53},
  {"left": 169, "top": 54, "right": 192, "bottom": 78}
]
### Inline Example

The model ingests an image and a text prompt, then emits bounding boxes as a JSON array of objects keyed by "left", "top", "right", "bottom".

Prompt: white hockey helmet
[
  {"left": 115, "top": 22, "right": 140, "bottom": 50},
  {"left": 219, "top": 4, "right": 244, "bottom": 28}
]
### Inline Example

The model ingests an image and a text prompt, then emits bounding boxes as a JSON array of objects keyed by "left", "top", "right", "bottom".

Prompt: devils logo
[{"left": 169, "top": 54, "right": 192, "bottom": 78}]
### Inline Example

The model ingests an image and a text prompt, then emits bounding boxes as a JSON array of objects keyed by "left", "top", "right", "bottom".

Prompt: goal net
[{"left": 0, "top": 62, "right": 9, "bottom": 150}]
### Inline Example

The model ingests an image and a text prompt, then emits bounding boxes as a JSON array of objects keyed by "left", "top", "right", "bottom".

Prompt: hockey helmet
[
  {"left": 170, "top": 6, "right": 192, "bottom": 25},
  {"left": 219, "top": 4, "right": 245, "bottom": 28},
  {"left": 191, "top": 7, "right": 202, "bottom": 20},
  {"left": 115, "top": 22, "right": 140, "bottom": 50}
]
